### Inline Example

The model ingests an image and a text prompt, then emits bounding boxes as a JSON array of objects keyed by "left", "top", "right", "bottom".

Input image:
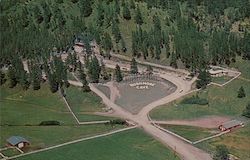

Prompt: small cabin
[
  {"left": 218, "top": 120, "right": 244, "bottom": 131},
  {"left": 6, "top": 136, "right": 30, "bottom": 149}
]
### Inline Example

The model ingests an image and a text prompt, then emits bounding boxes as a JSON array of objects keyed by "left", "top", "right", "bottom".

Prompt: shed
[
  {"left": 6, "top": 136, "right": 30, "bottom": 149},
  {"left": 218, "top": 120, "right": 244, "bottom": 131}
]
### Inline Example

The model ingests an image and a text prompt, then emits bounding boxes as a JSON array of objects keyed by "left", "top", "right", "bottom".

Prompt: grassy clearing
[
  {"left": 211, "top": 76, "right": 233, "bottom": 85},
  {"left": 1, "top": 148, "right": 20, "bottom": 157},
  {"left": 196, "top": 123, "right": 250, "bottom": 160},
  {"left": 65, "top": 86, "right": 115, "bottom": 121},
  {"left": 0, "top": 84, "right": 74, "bottom": 125},
  {"left": 160, "top": 124, "right": 218, "bottom": 142},
  {"left": 16, "top": 129, "right": 180, "bottom": 160},
  {"left": 0, "top": 84, "right": 123, "bottom": 152},
  {"left": 150, "top": 78, "right": 250, "bottom": 120},
  {"left": 150, "top": 57, "right": 250, "bottom": 121}
]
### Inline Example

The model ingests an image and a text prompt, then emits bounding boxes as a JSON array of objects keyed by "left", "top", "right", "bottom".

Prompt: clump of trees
[
  {"left": 196, "top": 70, "right": 211, "bottom": 89},
  {"left": 114, "top": 64, "right": 123, "bottom": 82}
]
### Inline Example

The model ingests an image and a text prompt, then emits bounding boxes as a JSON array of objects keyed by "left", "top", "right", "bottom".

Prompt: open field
[
  {"left": 65, "top": 86, "right": 115, "bottom": 121},
  {"left": 150, "top": 78, "right": 250, "bottom": 120},
  {"left": 159, "top": 124, "right": 219, "bottom": 142},
  {"left": 211, "top": 76, "right": 233, "bottom": 85},
  {"left": 0, "top": 84, "right": 123, "bottom": 152},
  {"left": 115, "top": 79, "right": 176, "bottom": 114},
  {"left": 16, "top": 129, "right": 180, "bottom": 160},
  {"left": 196, "top": 123, "right": 250, "bottom": 160}
]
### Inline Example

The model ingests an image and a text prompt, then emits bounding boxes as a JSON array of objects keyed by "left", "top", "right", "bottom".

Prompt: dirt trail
[{"left": 153, "top": 116, "right": 231, "bottom": 129}]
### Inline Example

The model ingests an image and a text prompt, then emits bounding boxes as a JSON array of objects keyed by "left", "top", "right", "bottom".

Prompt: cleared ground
[
  {"left": 16, "top": 129, "right": 180, "bottom": 160},
  {"left": 115, "top": 79, "right": 176, "bottom": 114},
  {"left": 160, "top": 124, "right": 219, "bottom": 142}
]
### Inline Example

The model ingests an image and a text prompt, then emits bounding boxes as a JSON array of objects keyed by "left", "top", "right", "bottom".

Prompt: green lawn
[
  {"left": 65, "top": 86, "right": 116, "bottom": 121},
  {"left": 160, "top": 124, "right": 218, "bottom": 142},
  {"left": 1, "top": 148, "right": 20, "bottom": 157},
  {"left": 0, "top": 84, "right": 123, "bottom": 152},
  {"left": 16, "top": 129, "right": 180, "bottom": 160},
  {"left": 211, "top": 76, "right": 233, "bottom": 85},
  {"left": 150, "top": 78, "right": 250, "bottom": 121},
  {"left": 196, "top": 123, "right": 250, "bottom": 160}
]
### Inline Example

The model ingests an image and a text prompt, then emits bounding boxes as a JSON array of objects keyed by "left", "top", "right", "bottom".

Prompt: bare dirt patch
[
  {"left": 153, "top": 116, "right": 231, "bottom": 128},
  {"left": 114, "top": 78, "right": 177, "bottom": 114}
]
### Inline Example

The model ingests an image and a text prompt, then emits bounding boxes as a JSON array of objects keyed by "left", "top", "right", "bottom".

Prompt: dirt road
[{"left": 67, "top": 55, "right": 212, "bottom": 160}]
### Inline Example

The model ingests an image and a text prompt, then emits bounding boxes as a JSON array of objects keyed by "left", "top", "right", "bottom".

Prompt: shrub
[
  {"left": 181, "top": 95, "right": 209, "bottom": 105},
  {"left": 39, "top": 121, "right": 60, "bottom": 126},
  {"left": 107, "top": 119, "right": 126, "bottom": 125}
]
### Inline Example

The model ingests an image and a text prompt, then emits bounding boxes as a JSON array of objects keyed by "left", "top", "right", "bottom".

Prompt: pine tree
[
  {"left": 19, "top": 71, "right": 30, "bottom": 90},
  {"left": 80, "top": 0, "right": 92, "bottom": 17},
  {"left": 115, "top": 64, "right": 123, "bottom": 82},
  {"left": 31, "top": 63, "right": 42, "bottom": 91},
  {"left": 238, "top": 86, "right": 246, "bottom": 98},
  {"left": 121, "top": 37, "right": 127, "bottom": 53},
  {"left": 79, "top": 69, "right": 90, "bottom": 92},
  {"left": 196, "top": 70, "right": 211, "bottom": 89},
  {"left": 112, "top": 20, "right": 121, "bottom": 43},
  {"left": 96, "top": 1, "right": 104, "bottom": 26},
  {"left": 123, "top": 3, "right": 131, "bottom": 20},
  {"left": 0, "top": 70, "right": 6, "bottom": 85},
  {"left": 100, "top": 62, "right": 110, "bottom": 80},
  {"left": 135, "top": 6, "right": 143, "bottom": 25},
  {"left": 114, "top": 0, "right": 120, "bottom": 14},
  {"left": 7, "top": 66, "right": 17, "bottom": 88},
  {"left": 242, "top": 103, "right": 250, "bottom": 118},
  {"left": 102, "top": 32, "right": 113, "bottom": 58},
  {"left": 130, "top": 0, "right": 136, "bottom": 9},
  {"left": 88, "top": 56, "right": 101, "bottom": 83},
  {"left": 130, "top": 58, "right": 138, "bottom": 74}
]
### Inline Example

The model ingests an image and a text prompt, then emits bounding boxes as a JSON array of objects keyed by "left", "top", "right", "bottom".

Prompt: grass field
[
  {"left": 211, "top": 76, "right": 233, "bottom": 85},
  {"left": 0, "top": 84, "right": 123, "bottom": 152},
  {"left": 150, "top": 78, "right": 250, "bottom": 120},
  {"left": 65, "top": 86, "right": 115, "bottom": 121},
  {"left": 160, "top": 124, "right": 218, "bottom": 142},
  {"left": 196, "top": 123, "right": 250, "bottom": 160},
  {"left": 16, "top": 129, "right": 180, "bottom": 160}
]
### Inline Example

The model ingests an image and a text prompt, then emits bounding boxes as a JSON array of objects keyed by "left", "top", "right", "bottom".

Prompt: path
[
  {"left": 152, "top": 116, "right": 231, "bottom": 129},
  {"left": 90, "top": 82, "right": 211, "bottom": 160}
]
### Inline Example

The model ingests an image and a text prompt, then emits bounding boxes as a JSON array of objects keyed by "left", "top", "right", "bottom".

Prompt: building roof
[
  {"left": 221, "top": 120, "right": 243, "bottom": 129},
  {"left": 209, "top": 69, "right": 228, "bottom": 75},
  {"left": 7, "top": 136, "right": 29, "bottom": 146}
]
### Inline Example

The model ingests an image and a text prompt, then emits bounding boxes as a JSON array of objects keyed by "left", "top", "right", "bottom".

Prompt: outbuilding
[
  {"left": 218, "top": 120, "right": 244, "bottom": 131},
  {"left": 6, "top": 136, "right": 30, "bottom": 149}
]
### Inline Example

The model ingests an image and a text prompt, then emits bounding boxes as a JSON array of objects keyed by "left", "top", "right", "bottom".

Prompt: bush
[
  {"left": 181, "top": 95, "right": 209, "bottom": 105},
  {"left": 107, "top": 119, "right": 126, "bottom": 125},
  {"left": 39, "top": 121, "right": 60, "bottom": 126}
]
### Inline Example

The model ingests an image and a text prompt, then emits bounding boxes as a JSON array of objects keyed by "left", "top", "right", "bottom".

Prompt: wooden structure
[
  {"left": 218, "top": 120, "right": 244, "bottom": 131},
  {"left": 6, "top": 136, "right": 30, "bottom": 149}
]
